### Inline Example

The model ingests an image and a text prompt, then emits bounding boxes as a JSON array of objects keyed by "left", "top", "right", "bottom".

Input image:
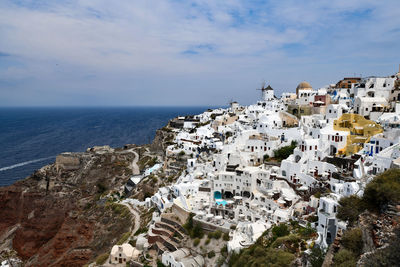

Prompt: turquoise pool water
[{"left": 216, "top": 200, "right": 227, "bottom": 206}]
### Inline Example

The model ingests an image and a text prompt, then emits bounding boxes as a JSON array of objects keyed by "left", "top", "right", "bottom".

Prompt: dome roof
[{"left": 296, "top": 81, "right": 312, "bottom": 90}]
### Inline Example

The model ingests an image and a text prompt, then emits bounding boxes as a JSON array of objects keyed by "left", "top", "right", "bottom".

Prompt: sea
[{"left": 0, "top": 107, "right": 213, "bottom": 187}]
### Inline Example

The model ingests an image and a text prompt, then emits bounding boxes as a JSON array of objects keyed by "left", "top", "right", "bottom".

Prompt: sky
[{"left": 0, "top": 0, "right": 399, "bottom": 107}]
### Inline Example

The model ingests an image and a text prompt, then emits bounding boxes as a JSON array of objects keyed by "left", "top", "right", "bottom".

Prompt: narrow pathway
[
  {"left": 131, "top": 151, "right": 140, "bottom": 175},
  {"left": 121, "top": 202, "right": 141, "bottom": 235},
  {"left": 116, "top": 148, "right": 140, "bottom": 175}
]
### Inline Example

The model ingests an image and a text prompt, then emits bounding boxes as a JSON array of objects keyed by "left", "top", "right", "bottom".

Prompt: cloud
[{"left": 0, "top": 0, "right": 399, "bottom": 106}]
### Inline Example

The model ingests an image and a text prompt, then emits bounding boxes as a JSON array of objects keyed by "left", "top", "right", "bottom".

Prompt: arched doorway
[
  {"left": 223, "top": 191, "right": 234, "bottom": 199},
  {"left": 243, "top": 191, "right": 251, "bottom": 198},
  {"left": 330, "top": 145, "right": 337, "bottom": 156}
]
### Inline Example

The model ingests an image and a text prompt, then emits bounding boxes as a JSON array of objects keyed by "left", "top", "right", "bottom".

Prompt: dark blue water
[{"left": 0, "top": 107, "right": 211, "bottom": 186}]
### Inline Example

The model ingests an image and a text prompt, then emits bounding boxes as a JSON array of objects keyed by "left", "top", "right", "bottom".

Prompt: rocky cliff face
[
  {"left": 0, "top": 148, "right": 136, "bottom": 266},
  {"left": 150, "top": 126, "right": 176, "bottom": 154}
]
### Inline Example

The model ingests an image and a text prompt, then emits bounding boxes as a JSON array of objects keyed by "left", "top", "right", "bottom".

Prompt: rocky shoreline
[{"left": 0, "top": 126, "right": 176, "bottom": 266}]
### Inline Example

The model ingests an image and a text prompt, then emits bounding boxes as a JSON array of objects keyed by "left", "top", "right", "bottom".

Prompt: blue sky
[{"left": 0, "top": 0, "right": 399, "bottom": 106}]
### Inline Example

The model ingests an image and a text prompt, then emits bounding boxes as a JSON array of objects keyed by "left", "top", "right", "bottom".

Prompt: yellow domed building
[{"left": 296, "top": 81, "right": 313, "bottom": 97}]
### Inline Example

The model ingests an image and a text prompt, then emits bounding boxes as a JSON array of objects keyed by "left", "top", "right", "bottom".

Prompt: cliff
[{"left": 0, "top": 148, "right": 137, "bottom": 266}]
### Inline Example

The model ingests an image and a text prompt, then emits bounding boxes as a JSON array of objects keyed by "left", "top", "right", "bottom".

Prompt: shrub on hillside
[
  {"left": 362, "top": 169, "right": 400, "bottom": 212},
  {"left": 193, "top": 238, "right": 200, "bottom": 246},
  {"left": 337, "top": 195, "right": 365, "bottom": 225},
  {"left": 333, "top": 249, "right": 357, "bottom": 267},
  {"left": 341, "top": 228, "right": 363, "bottom": 256},
  {"left": 308, "top": 245, "right": 325, "bottom": 267},
  {"left": 272, "top": 223, "right": 290, "bottom": 239},
  {"left": 273, "top": 141, "right": 297, "bottom": 161},
  {"left": 95, "top": 253, "right": 109, "bottom": 265}
]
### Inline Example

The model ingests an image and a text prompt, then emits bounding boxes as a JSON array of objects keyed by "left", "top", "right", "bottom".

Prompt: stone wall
[
  {"left": 55, "top": 153, "right": 81, "bottom": 171},
  {"left": 192, "top": 218, "right": 231, "bottom": 233},
  {"left": 171, "top": 203, "right": 190, "bottom": 224}
]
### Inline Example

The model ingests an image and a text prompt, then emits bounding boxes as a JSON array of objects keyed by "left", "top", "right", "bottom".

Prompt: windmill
[
  {"left": 257, "top": 80, "right": 274, "bottom": 101},
  {"left": 228, "top": 98, "right": 239, "bottom": 111}
]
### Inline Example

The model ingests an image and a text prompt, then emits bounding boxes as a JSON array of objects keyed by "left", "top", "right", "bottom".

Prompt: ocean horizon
[{"left": 0, "top": 106, "right": 218, "bottom": 186}]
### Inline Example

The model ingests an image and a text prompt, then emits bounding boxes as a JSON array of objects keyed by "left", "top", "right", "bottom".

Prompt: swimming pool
[
  {"left": 216, "top": 199, "right": 228, "bottom": 206},
  {"left": 144, "top": 163, "right": 162, "bottom": 176}
]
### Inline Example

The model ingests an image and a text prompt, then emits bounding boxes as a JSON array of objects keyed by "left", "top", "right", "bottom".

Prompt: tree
[
  {"left": 309, "top": 245, "right": 325, "bottom": 267},
  {"left": 333, "top": 249, "right": 357, "bottom": 267},
  {"left": 341, "top": 228, "right": 363, "bottom": 256},
  {"left": 362, "top": 169, "right": 400, "bottom": 212},
  {"left": 337, "top": 195, "right": 364, "bottom": 225},
  {"left": 207, "top": 251, "right": 216, "bottom": 258},
  {"left": 272, "top": 223, "right": 290, "bottom": 239}
]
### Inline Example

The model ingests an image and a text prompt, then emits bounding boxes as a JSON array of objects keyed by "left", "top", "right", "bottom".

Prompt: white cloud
[{"left": 0, "top": 0, "right": 399, "bottom": 106}]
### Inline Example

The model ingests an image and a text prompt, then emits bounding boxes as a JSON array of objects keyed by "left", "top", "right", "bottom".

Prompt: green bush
[
  {"left": 341, "top": 228, "right": 363, "bottom": 256},
  {"left": 362, "top": 169, "right": 400, "bottom": 212},
  {"left": 229, "top": 247, "right": 295, "bottom": 267},
  {"left": 273, "top": 141, "right": 297, "bottom": 161},
  {"left": 207, "top": 251, "right": 216, "bottom": 258},
  {"left": 128, "top": 239, "right": 136, "bottom": 247},
  {"left": 134, "top": 227, "right": 148, "bottom": 235},
  {"left": 299, "top": 224, "right": 315, "bottom": 238},
  {"left": 216, "top": 256, "right": 226, "bottom": 267},
  {"left": 223, "top": 232, "right": 230, "bottom": 241},
  {"left": 220, "top": 245, "right": 228, "bottom": 257},
  {"left": 191, "top": 223, "right": 204, "bottom": 239},
  {"left": 309, "top": 246, "right": 325, "bottom": 267},
  {"left": 337, "top": 195, "right": 365, "bottom": 225},
  {"left": 157, "top": 260, "right": 167, "bottom": 267},
  {"left": 193, "top": 238, "right": 200, "bottom": 246},
  {"left": 333, "top": 249, "right": 357, "bottom": 267},
  {"left": 205, "top": 238, "right": 210, "bottom": 245},
  {"left": 97, "top": 182, "right": 107, "bottom": 194},
  {"left": 307, "top": 215, "right": 319, "bottom": 223},
  {"left": 213, "top": 230, "right": 222, "bottom": 239},
  {"left": 272, "top": 223, "right": 290, "bottom": 239},
  {"left": 95, "top": 253, "right": 109, "bottom": 265},
  {"left": 117, "top": 232, "right": 131, "bottom": 245},
  {"left": 183, "top": 213, "right": 203, "bottom": 238}
]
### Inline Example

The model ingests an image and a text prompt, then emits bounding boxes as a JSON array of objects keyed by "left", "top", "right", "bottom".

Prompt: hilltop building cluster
[{"left": 117, "top": 67, "right": 400, "bottom": 266}]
